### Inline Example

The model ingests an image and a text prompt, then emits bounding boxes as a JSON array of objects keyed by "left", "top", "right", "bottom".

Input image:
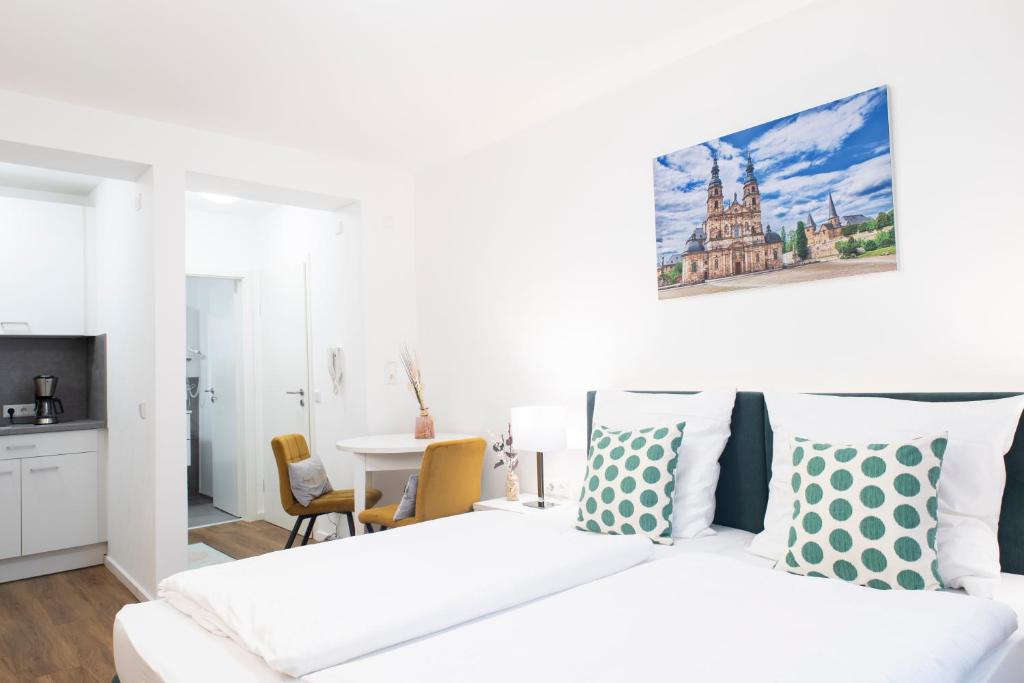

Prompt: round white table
[{"left": 335, "top": 433, "right": 477, "bottom": 533}]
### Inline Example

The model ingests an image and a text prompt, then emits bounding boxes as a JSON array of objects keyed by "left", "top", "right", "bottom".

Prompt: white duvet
[
  {"left": 159, "top": 511, "right": 652, "bottom": 677},
  {"left": 320, "top": 553, "right": 1019, "bottom": 683}
]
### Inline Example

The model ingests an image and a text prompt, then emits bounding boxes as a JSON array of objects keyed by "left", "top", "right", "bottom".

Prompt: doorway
[{"left": 186, "top": 276, "right": 243, "bottom": 528}]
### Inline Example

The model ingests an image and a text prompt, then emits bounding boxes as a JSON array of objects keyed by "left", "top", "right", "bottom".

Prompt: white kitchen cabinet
[
  {"left": 0, "top": 459, "right": 20, "bottom": 560},
  {"left": 0, "top": 197, "right": 87, "bottom": 335},
  {"left": 20, "top": 451, "right": 99, "bottom": 556}
]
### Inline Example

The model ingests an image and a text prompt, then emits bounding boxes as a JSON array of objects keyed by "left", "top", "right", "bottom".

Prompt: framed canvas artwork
[{"left": 653, "top": 85, "right": 896, "bottom": 299}]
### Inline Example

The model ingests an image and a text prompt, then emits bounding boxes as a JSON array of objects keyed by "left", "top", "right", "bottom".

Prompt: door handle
[
  {"left": 286, "top": 388, "right": 306, "bottom": 407},
  {"left": 29, "top": 465, "right": 59, "bottom": 473},
  {"left": 285, "top": 389, "right": 305, "bottom": 396},
  {"left": 5, "top": 444, "right": 36, "bottom": 451}
]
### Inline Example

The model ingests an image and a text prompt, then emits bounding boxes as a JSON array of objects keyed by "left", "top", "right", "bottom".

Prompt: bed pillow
[
  {"left": 287, "top": 457, "right": 333, "bottom": 506},
  {"left": 753, "top": 392, "right": 1024, "bottom": 597},
  {"left": 576, "top": 422, "right": 684, "bottom": 545},
  {"left": 780, "top": 434, "right": 946, "bottom": 591},
  {"left": 393, "top": 474, "right": 419, "bottom": 521},
  {"left": 593, "top": 389, "right": 735, "bottom": 538}
]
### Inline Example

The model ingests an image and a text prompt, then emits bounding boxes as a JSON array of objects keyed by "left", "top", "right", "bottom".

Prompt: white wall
[
  {"left": 87, "top": 177, "right": 156, "bottom": 593},
  {"left": 0, "top": 88, "right": 416, "bottom": 598},
  {"left": 415, "top": 0, "right": 1024, "bottom": 499},
  {"left": 0, "top": 195, "right": 87, "bottom": 334}
]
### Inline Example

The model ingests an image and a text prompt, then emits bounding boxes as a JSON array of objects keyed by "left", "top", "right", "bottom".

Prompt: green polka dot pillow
[
  {"left": 576, "top": 422, "right": 684, "bottom": 545},
  {"left": 781, "top": 433, "right": 947, "bottom": 590}
]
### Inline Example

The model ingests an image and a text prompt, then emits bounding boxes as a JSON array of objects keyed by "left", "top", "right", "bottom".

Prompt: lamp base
[{"left": 523, "top": 500, "right": 558, "bottom": 509}]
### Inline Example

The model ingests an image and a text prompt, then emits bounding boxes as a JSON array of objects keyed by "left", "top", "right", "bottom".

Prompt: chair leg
[
  {"left": 364, "top": 523, "right": 374, "bottom": 534},
  {"left": 285, "top": 516, "right": 305, "bottom": 549},
  {"left": 301, "top": 514, "right": 319, "bottom": 546},
  {"left": 345, "top": 512, "right": 356, "bottom": 537}
]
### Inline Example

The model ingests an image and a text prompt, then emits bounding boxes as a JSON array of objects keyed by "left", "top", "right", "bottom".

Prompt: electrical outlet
[
  {"left": 3, "top": 404, "right": 34, "bottom": 419},
  {"left": 546, "top": 480, "right": 571, "bottom": 501}
]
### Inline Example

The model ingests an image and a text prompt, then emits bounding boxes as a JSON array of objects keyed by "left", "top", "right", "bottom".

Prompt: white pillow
[
  {"left": 593, "top": 389, "right": 736, "bottom": 538},
  {"left": 751, "top": 392, "right": 1024, "bottom": 597}
]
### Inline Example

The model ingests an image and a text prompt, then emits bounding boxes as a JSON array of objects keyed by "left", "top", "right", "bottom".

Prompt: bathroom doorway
[{"left": 186, "top": 275, "right": 244, "bottom": 528}]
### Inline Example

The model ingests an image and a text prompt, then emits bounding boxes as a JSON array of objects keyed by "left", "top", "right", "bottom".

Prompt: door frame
[{"left": 185, "top": 271, "right": 259, "bottom": 522}]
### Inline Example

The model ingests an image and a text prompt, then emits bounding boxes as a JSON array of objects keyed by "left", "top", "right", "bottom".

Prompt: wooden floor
[
  {"left": 0, "top": 520, "right": 291, "bottom": 682},
  {"left": 0, "top": 565, "right": 136, "bottom": 682},
  {"left": 189, "top": 519, "right": 303, "bottom": 558}
]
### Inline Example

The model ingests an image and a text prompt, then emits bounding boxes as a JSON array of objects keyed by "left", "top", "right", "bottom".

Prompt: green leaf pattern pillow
[
  {"left": 782, "top": 433, "right": 946, "bottom": 590},
  {"left": 576, "top": 422, "right": 684, "bottom": 545}
]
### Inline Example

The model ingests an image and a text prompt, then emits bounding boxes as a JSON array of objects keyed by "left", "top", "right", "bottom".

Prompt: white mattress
[{"left": 113, "top": 524, "right": 1024, "bottom": 683}]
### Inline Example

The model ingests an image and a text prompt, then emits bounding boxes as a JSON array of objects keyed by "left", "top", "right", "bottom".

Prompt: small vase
[
  {"left": 414, "top": 410, "right": 435, "bottom": 439},
  {"left": 505, "top": 470, "right": 520, "bottom": 501}
]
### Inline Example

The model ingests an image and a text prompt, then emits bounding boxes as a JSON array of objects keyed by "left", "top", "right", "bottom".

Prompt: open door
[
  {"left": 206, "top": 278, "right": 241, "bottom": 517},
  {"left": 261, "top": 260, "right": 313, "bottom": 529}
]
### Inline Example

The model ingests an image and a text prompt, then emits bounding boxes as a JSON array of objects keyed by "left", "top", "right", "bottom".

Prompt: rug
[{"left": 187, "top": 542, "right": 235, "bottom": 570}]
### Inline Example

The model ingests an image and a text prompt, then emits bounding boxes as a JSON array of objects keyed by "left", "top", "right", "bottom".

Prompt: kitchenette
[{"left": 0, "top": 333, "right": 107, "bottom": 582}]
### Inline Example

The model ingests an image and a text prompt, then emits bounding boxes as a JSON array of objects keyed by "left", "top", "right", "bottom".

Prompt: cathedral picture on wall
[{"left": 653, "top": 85, "right": 896, "bottom": 299}]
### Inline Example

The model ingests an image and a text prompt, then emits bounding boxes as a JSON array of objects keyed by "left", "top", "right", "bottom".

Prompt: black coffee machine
[{"left": 34, "top": 374, "right": 64, "bottom": 425}]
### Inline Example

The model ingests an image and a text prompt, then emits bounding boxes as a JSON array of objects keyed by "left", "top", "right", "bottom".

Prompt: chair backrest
[
  {"left": 414, "top": 437, "right": 486, "bottom": 522},
  {"left": 271, "top": 433, "right": 310, "bottom": 512}
]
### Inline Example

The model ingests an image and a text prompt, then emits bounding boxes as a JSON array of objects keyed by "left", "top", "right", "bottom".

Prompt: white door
[
  {"left": 207, "top": 278, "right": 241, "bottom": 516},
  {"left": 261, "top": 261, "right": 312, "bottom": 529}
]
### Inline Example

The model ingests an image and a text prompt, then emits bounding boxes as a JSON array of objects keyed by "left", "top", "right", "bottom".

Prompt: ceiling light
[{"left": 199, "top": 192, "right": 239, "bottom": 205}]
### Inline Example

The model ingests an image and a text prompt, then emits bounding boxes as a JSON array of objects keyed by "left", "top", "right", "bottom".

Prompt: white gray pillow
[
  {"left": 288, "top": 457, "right": 333, "bottom": 506},
  {"left": 393, "top": 474, "right": 419, "bottom": 521}
]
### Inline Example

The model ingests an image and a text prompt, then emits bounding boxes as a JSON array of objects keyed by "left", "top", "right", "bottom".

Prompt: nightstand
[{"left": 473, "top": 495, "right": 571, "bottom": 514}]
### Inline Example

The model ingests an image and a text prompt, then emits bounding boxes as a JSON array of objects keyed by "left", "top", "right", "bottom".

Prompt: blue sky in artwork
[{"left": 653, "top": 86, "right": 894, "bottom": 263}]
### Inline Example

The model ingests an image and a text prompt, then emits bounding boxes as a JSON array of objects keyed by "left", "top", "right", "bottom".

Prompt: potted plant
[{"left": 492, "top": 425, "right": 519, "bottom": 501}]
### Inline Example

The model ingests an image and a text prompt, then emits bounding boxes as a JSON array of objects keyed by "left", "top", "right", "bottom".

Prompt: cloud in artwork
[
  {"left": 653, "top": 86, "right": 893, "bottom": 264},
  {"left": 750, "top": 88, "right": 884, "bottom": 166}
]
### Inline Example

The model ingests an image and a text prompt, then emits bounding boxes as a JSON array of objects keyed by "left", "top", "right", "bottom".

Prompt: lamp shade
[{"left": 511, "top": 405, "right": 567, "bottom": 453}]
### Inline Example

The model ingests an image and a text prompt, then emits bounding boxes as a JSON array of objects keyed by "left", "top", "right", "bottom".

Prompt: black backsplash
[{"left": 0, "top": 335, "right": 106, "bottom": 422}]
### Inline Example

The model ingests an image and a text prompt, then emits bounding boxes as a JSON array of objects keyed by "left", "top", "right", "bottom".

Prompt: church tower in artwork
[
  {"left": 742, "top": 153, "right": 760, "bottom": 211},
  {"left": 706, "top": 153, "right": 723, "bottom": 218},
  {"left": 827, "top": 193, "right": 839, "bottom": 222}
]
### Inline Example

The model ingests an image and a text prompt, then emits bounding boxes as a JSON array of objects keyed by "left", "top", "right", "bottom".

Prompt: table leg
[{"left": 353, "top": 453, "right": 367, "bottom": 535}]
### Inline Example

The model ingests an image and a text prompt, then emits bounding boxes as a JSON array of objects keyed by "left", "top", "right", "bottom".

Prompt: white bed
[{"left": 113, "top": 517, "right": 1024, "bottom": 682}]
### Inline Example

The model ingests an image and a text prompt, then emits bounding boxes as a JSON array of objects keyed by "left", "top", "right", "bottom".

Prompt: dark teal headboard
[{"left": 586, "top": 390, "right": 1024, "bottom": 575}]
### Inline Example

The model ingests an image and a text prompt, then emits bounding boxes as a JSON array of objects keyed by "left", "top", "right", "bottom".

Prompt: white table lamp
[{"left": 511, "top": 405, "right": 567, "bottom": 509}]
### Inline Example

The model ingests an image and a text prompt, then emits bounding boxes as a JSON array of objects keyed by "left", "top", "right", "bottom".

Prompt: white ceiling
[{"left": 0, "top": 0, "right": 811, "bottom": 168}]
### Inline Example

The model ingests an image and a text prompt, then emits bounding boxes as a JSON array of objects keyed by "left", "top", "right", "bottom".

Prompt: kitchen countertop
[{"left": 0, "top": 419, "right": 106, "bottom": 436}]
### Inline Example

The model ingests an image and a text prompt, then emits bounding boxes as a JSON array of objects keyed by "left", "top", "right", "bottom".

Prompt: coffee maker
[{"left": 34, "top": 375, "right": 64, "bottom": 425}]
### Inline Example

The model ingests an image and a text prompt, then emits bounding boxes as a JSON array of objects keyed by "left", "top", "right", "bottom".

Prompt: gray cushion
[
  {"left": 288, "top": 457, "right": 333, "bottom": 506},
  {"left": 393, "top": 474, "right": 419, "bottom": 521}
]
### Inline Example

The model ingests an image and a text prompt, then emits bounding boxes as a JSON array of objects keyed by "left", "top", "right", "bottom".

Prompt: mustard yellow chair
[
  {"left": 271, "top": 434, "right": 383, "bottom": 548},
  {"left": 358, "top": 437, "right": 486, "bottom": 532}
]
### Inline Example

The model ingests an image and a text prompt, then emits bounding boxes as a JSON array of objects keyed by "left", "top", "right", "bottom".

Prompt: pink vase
[{"left": 415, "top": 411, "right": 435, "bottom": 439}]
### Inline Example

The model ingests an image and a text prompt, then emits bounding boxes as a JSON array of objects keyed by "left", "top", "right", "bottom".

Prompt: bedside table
[{"left": 474, "top": 495, "right": 571, "bottom": 514}]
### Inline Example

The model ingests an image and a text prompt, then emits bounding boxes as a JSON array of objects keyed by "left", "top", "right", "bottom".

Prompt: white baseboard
[
  {"left": 104, "top": 554, "right": 154, "bottom": 602},
  {"left": 0, "top": 543, "right": 106, "bottom": 584}
]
